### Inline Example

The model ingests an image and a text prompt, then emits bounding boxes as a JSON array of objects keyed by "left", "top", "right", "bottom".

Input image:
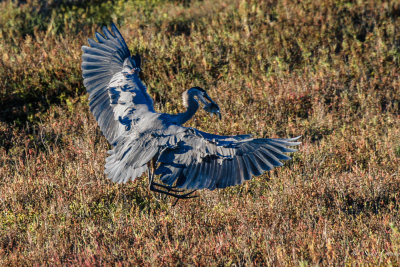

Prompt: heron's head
[
  {"left": 185, "top": 87, "right": 221, "bottom": 119},
  {"left": 123, "top": 54, "right": 141, "bottom": 74}
]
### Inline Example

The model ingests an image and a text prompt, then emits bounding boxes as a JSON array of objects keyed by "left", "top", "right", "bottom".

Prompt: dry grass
[{"left": 1, "top": 0, "right": 400, "bottom": 265}]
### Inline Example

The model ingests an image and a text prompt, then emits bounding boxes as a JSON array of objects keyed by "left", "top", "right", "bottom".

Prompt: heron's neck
[{"left": 176, "top": 96, "right": 199, "bottom": 125}]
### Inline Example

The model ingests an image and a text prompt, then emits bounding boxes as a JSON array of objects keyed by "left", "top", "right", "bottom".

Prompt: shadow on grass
[
  {"left": 0, "top": 93, "right": 57, "bottom": 125},
  {"left": 342, "top": 193, "right": 400, "bottom": 216},
  {"left": 322, "top": 189, "right": 400, "bottom": 216}
]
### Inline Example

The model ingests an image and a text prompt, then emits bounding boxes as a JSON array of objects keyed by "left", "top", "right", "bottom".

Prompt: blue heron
[{"left": 81, "top": 24, "right": 301, "bottom": 199}]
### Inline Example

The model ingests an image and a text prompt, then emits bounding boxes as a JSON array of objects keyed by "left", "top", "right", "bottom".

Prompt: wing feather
[
  {"left": 234, "top": 157, "right": 245, "bottom": 185},
  {"left": 185, "top": 162, "right": 201, "bottom": 189},
  {"left": 259, "top": 147, "right": 284, "bottom": 166},
  {"left": 224, "top": 160, "right": 235, "bottom": 187}
]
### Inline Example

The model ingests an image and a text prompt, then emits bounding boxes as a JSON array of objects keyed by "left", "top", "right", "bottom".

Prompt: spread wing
[
  {"left": 155, "top": 129, "right": 301, "bottom": 190},
  {"left": 81, "top": 23, "right": 154, "bottom": 144},
  {"left": 103, "top": 119, "right": 300, "bottom": 187}
]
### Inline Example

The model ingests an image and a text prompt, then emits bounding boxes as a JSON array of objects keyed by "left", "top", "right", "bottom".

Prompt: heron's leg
[
  {"left": 148, "top": 160, "right": 197, "bottom": 199},
  {"left": 153, "top": 183, "right": 184, "bottom": 189},
  {"left": 148, "top": 160, "right": 184, "bottom": 192},
  {"left": 150, "top": 186, "right": 197, "bottom": 199},
  {"left": 151, "top": 181, "right": 185, "bottom": 193},
  {"left": 148, "top": 163, "right": 185, "bottom": 193}
]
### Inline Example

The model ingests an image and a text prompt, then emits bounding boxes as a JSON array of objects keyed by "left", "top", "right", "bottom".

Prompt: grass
[{"left": 1, "top": 0, "right": 400, "bottom": 265}]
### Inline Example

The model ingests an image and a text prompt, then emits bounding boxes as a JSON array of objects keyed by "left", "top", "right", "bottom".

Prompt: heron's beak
[
  {"left": 209, "top": 112, "right": 221, "bottom": 119},
  {"left": 199, "top": 92, "right": 221, "bottom": 119},
  {"left": 203, "top": 102, "right": 221, "bottom": 119},
  {"left": 210, "top": 111, "right": 221, "bottom": 119}
]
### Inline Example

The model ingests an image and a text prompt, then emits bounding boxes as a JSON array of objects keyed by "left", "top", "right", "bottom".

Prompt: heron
[{"left": 81, "top": 23, "right": 301, "bottom": 199}]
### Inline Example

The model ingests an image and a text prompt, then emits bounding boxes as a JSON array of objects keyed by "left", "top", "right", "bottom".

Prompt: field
[{"left": 1, "top": 0, "right": 400, "bottom": 265}]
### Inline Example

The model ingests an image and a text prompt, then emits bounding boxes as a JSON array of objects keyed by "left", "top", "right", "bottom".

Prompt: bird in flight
[{"left": 81, "top": 24, "right": 301, "bottom": 199}]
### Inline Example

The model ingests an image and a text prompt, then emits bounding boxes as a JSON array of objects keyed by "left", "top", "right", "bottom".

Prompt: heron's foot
[
  {"left": 151, "top": 182, "right": 185, "bottom": 193},
  {"left": 150, "top": 183, "right": 197, "bottom": 199}
]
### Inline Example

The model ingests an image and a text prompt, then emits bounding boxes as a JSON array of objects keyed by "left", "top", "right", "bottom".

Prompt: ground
[{"left": 1, "top": 0, "right": 400, "bottom": 265}]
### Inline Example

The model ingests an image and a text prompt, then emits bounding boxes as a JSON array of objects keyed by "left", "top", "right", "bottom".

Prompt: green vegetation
[{"left": 1, "top": 0, "right": 400, "bottom": 265}]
